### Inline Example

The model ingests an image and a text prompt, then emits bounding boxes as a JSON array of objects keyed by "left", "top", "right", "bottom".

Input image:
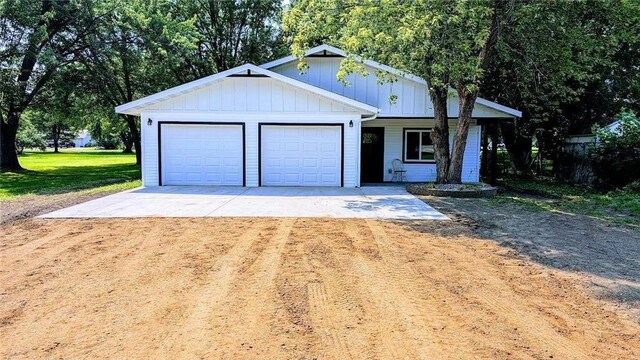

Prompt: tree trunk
[
  {"left": 480, "top": 125, "right": 489, "bottom": 178},
  {"left": 500, "top": 116, "right": 533, "bottom": 175},
  {"left": 0, "top": 111, "right": 22, "bottom": 171},
  {"left": 448, "top": 88, "right": 478, "bottom": 183},
  {"left": 124, "top": 115, "right": 141, "bottom": 165},
  {"left": 53, "top": 124, "right": 60, "bottom": 153},
  {"left": 488, "top": 124, "right": 499, "bottom": 185},
  {"left": 121, "top": 132, "right": 133, "bottom": 153},
  {"left": 430, "top": 87, "right": 450, "bottom": 183}
]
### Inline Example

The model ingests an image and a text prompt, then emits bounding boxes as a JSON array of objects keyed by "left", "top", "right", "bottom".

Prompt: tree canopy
[
  {"left": 1, "top": 0, "right": 637, "bottom": 182},
  {"left": 284, "top": 0, "right": 514, "bottom": 183}
]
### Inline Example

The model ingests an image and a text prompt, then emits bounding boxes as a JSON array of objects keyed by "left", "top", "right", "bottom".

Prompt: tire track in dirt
[
  {"left": 357, "top": 220, "right": 478, "bottom": 359},
  {"left": 3, "top": 218, "right": 640, "bottom": 359},
  {"left": 380, "top": 220, "right": 640, "bottom": 359},
  {"left": 219, "top": 218, "right": 294, "bottom": 355},
  {"left": 430, "top": 243, "right": 610, "bottom": 359},
  {"left": 157, "top": 220, "right": 269, "bottom": 357}
]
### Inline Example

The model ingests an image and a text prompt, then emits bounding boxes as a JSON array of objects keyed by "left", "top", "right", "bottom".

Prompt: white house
[
  {"left": 73, "top": 130, "right": 94, "bottom": 148},
  {"left": 115, "top": 45, "right": 521, "bottom": 188}
]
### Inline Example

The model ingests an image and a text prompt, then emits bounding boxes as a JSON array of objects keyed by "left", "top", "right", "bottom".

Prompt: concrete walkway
[{"left": 40, "top": 186, "right": 448, "bottom": 220}]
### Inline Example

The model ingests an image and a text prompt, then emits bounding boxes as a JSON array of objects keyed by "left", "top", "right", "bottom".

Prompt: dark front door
[{"left": 360, "top": 127, "right": 385, "bottom": 183}]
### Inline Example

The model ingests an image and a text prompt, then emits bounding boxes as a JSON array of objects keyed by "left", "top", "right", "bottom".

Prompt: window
[{"left": 404, "top": 129, "right": 435, "bottom": 162}]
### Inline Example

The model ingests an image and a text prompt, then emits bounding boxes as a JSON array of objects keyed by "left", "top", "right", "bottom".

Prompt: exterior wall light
[
  {"left": 349, "top": 120, "right": 353, "bottom": 128},
  {"left": 147, "top": 118, "right": 153, "bottom": 126}
]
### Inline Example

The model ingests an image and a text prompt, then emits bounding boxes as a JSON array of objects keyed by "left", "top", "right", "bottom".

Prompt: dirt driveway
[{"left": 1, "top": 217, "right": 639, "bottom": 359}]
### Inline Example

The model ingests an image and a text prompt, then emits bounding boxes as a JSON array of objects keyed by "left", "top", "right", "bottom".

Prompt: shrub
[{"left": 591, "top": 111, "right": 640, "bottom": 188}]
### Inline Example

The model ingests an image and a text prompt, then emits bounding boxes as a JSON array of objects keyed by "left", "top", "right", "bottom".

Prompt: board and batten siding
[
  {"left": 137, "top": 77, "right": 363, "bottom": 187},
  {"left": 270, "top": 58, "right": 509, "bottom": 118},
  {"left": 362, "top": 119, "right": 482, "bottom": 183},
  {"left": 145, "top": 77, "right": 358, "bottom": 113}
]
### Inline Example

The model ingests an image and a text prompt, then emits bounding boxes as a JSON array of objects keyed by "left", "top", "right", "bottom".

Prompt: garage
[
  {"left": 160, "top": 123, "right": 244, "bottom": 186},
  {"left": 260, "top": 125, "right": 342, "bottom": 187}
]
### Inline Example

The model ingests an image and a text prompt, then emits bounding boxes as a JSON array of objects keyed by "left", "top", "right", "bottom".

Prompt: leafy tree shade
[
  {"left": 31, "top": 67, "right": 88, "bottom": 152},
  {"left": 77, "top": 0, "right": 287, "bottom": 164},
  {"left": 591, "top": 111, "right": 640, "bottom": 187},
  {"left": 482, "top": 0, "right": 640, "bottom": 173},
  {"left": 284, "top": 0, "right": 514, "bottom": 183},
  {"left": 0, "top": 0, "right": 105, "bottom": 170},
  {"left": 78, "top": 0, "right": 198, "bottom": 165}
]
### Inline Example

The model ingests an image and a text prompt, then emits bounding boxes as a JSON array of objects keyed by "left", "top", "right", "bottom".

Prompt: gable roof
[
  {"left": 115, "top": 63, "right": 379, "bottom": 116},
  {"left": 261, "top": 44, "right": 428, "bottom": 85},
  {"left": 261, "top": 44, "right": 522, "bottom": 118}
]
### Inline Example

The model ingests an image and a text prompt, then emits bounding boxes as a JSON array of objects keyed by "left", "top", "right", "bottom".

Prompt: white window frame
[{"left": 403, "top": 128, "right": 435, "bottom": 163}]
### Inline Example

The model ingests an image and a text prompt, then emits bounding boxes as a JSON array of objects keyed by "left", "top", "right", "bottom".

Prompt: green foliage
[
  {"left": 91, "top": 117, "right": 124, "bottom": 150},
  {"left": 482, "top": 0, "right": 640, "bottom": 169},
  {"left": 591, "top": 111, "right": 640, "bottom": 187},
  {"left": 284, "top": 0, "right": 496, "bottom": 92},
  {"left": 175, "top": 0, "right": 288, "bottom": 76},
  {"left": 284, "top": 0, "right": 508, "bottom": 183},
  {"left": 0, "top": 150, "right": 140, "bottom": 199},
  {"left": 492, "top": 177, "right": 640, "bottom": 226},
  {"left": 15, "top": 115, "right": 47, "bottom": 153}
]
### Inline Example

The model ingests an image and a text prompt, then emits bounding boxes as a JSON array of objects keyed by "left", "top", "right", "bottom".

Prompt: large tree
[
  {"left": 284, "top": 0, "right": 514, "bottom": 183},
  {"left": 482, "top": 0, "right": 640, "bottom": 174},
  {"left": 0, "top": 0, "right": 104, "bottom": 170},
  {"left": 175, "top": 0, "right": 288, "bottom": 78},
  {"left": 78, "top": 0, "right": 198, "bottom": 165}
]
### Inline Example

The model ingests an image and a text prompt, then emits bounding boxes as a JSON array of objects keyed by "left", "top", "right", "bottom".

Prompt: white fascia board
[
  {"left": 115, "top": 63, "right": 378, "bottom": 116},
  {"left": 475, "top": 97, "right": 522, "bottom": 118},
  {"left": 115, "top": 64, "right": 256, "bottom": 115}
]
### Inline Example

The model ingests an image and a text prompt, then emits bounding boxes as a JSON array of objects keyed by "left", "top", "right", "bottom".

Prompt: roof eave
[{"left": 115, "top": 63, "right": 378, "bottom": 116}]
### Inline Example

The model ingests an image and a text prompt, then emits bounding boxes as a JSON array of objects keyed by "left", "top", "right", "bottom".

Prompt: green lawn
[
  {"left": 0, "top": 149, "right": 141, "bottom": 200},
  {"left": 491, "top": 177, "right": 640, "bottom": 226}
]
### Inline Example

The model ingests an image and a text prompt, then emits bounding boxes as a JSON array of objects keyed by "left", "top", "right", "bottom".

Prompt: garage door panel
[
  {"left": 261, "top": 125, "right": 341, "bottom": 187},
  {"left": 162, "top": 124, "right": 243, "bottom": 186}
]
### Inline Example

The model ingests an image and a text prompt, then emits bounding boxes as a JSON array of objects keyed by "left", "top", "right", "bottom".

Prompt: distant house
[
  {"left": 604, "top": 120, "right": 623, "bottom": 136},
  {"left": 73, "top": 130, "right": 94, "bottom": 147}
]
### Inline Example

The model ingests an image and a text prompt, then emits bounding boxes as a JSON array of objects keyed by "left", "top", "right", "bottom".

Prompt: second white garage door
[
  {"left": 161, "top": 124, "right": 244, "bottom": 185},
  {"left": 261, "top": 125, "right": 342, "bottom": 186}
]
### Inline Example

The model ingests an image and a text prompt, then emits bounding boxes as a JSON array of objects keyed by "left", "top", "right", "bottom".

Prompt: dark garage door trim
[
  {"left": 258, "top": 123, "right": 345, "bottom": 187},
  {"left": 157, "top": 121, "right": 246, "bottom": 186}
]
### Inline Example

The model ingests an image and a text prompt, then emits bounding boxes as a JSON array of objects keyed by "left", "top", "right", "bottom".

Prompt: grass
[
  {"left": 490, "top": 177, "right": 640, "bottom": 226},
  {"left": 0, "top": 149, "right": 141, "bottom": 200}
]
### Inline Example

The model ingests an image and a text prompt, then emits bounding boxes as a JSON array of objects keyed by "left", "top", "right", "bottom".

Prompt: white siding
[
  {"left": 145, "top": 77, "right": 360, "bottom": 114},
  {"left": 362, "top": 119, "right": 481, "bottom": 183},
  {"left": 271, "top": 57, "right": 511, "bottom": 118},
  {"left": 140, "top": 112, "right": 361, "bottom": 188}
]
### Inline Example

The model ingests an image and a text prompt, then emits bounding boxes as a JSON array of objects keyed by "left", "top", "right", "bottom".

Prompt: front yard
[
  {"left": 0, "top": 150, "right": 141, "bottom": 224},
  {"left": 1, "top": 154, "right": 639, "bottom": 358},
  {"left": 492, "top": 178, "right": 640, "bottom": 226},
  {"left": 0, "top": 149, "right": 140, "bottom": 200},
  {"left": 1, "top": 213, "right": 639, "bottom": 358}
]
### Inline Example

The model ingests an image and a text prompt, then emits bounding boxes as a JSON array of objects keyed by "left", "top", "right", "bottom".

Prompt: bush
[{"left": 591, "top": 111, "right": 640, "bottom": 188}]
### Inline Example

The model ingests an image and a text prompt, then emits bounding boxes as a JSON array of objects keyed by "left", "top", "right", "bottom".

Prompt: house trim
[{"left": 116, "top": 63, "right": 378, "bottom": 116}]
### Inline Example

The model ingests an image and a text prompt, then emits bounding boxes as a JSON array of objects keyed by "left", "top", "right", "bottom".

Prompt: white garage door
[
  {"left": 161, "top": 124, "right": 243, "bottom": 185},
  {"left": 261, "top": 125, "right": 341, "bottom": 186}
]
